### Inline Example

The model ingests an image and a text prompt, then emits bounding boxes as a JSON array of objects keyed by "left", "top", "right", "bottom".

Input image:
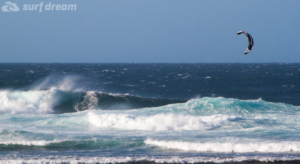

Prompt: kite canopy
[{"left": 237, "top": 31, "right": 254, "bottom": 55}]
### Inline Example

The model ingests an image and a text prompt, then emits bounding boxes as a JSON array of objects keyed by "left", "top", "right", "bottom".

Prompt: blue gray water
[{"left": 0, "top": 63, "right": 300, "bottom": 163}]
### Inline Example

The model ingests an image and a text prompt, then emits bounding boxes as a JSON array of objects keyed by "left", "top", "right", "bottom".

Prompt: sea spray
[
  {"left": 74, "top": 91, "right": 99, "bottom": 111},
  {"left": 0, "top": 89, "right": 59, "bottom": 114}
]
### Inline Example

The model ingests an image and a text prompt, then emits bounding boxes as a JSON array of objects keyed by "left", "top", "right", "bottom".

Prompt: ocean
[{"left": 0, "top": 63, "right": 300, "bottom": 164}]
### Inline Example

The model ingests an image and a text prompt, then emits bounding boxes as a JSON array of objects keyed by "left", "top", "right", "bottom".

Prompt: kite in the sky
[{"left": 237, "top": 31, "right": 254, "bottom": 55}]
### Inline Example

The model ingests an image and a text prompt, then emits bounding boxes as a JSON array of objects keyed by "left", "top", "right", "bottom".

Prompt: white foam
[
  {"left": 107, "top": 92, "right": 130, "bottom": 96},
  {"left": 0, "top": 140, "right": 57, "bottom": 146},
  {"left": 145, "top": 139, "right": 300, "bottom": 153},
  {"left": 2, "top": 156, "right": 300, "bottom": 164},
  {"left": 88, "top": 112, "right": 231, "bottom": 131},
  {"left": 0, "top": 89, "right": 60, "bottom": 114}
]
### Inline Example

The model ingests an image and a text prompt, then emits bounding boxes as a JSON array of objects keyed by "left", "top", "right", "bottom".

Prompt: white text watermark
[{"left": 2, "top": 1, "right": 77, "bottom": 12}]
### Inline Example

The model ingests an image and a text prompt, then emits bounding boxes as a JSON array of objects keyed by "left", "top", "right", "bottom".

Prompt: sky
[{"left": 0, "top": 0, "right": 300, "bottom": 63}]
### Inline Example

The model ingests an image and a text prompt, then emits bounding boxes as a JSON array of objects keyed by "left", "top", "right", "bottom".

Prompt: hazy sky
[{"left": 1, "top": 0, "right": 300, "bottom": 63}]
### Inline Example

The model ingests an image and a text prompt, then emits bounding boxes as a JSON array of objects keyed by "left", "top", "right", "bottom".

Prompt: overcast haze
[{"left": 1, "top": 0, "right": 300, "bottom": 63}]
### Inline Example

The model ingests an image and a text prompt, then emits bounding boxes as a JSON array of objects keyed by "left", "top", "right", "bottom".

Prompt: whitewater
[{"left": 1, "top": 63, "right": 300, "bottom": 163}]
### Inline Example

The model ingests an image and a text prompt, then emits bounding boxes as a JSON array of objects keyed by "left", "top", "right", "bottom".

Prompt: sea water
[{"left": 0, "top": 63, "right": 300, "bottom": 163}]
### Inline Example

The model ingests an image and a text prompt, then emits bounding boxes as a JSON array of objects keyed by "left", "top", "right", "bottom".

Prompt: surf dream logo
[
  {"left": 1, "top": 1, "right": 19, "bottom": 12},
  {"left": 23, "top": 2, "right": 77, "bottom": 12},
  {"left": 2, "top": 1, "right": 76, "bottom": 13}
]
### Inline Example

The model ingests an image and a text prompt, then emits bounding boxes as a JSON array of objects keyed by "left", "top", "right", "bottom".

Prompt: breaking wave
[
  {"left": 88, "top": 112, "right": 232, "bottom": 131},
  {"left": 145, "top": 139, "right": 300, "bottom": 153},
  {"left": 0, "top": 89, "right": 186, "bottom": 114}
]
